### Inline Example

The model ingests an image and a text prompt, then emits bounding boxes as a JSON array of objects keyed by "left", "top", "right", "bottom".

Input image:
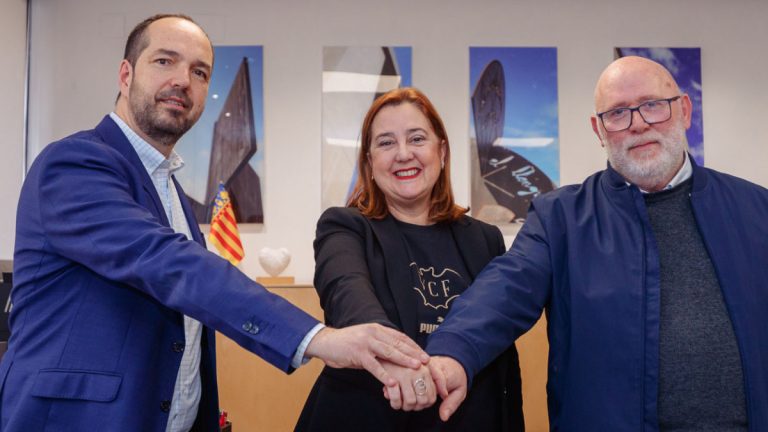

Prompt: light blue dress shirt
[{"left": 110, "top": 113, "right": 202, "bottom": 432}]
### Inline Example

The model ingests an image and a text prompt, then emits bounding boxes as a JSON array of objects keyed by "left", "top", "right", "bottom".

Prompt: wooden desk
[{"left": 216, "top": 285, "right": 550, "bottom": 431}]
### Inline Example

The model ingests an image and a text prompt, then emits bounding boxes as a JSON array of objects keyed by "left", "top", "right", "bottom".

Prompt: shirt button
[
  {"left": 172, "top": 341, "right": 185, "bottom": 353},
  {"left": 249, "top": 325, "right": 260, "bottom": 334},
  {"left": 160, "top": 400, "right": 171, "bottom": 412},
  {"left": 242, "top": 321, "right": 253, "bottom": 332}
]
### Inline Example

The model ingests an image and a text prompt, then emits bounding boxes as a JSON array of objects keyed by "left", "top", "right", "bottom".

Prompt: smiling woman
[
  {"left": 349, "top": 88, "right": 466, "bottom": 225},
  {"left": 296, "top": 88, "right": 525, "bottom": 432},
  {"left": 367, "top": 102, "right": 446, "bottom": 225}
]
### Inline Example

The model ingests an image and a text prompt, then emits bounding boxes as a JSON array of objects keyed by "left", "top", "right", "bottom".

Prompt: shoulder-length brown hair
[{"left": 347, "top": 87, "right": 467, "bottom": 223}]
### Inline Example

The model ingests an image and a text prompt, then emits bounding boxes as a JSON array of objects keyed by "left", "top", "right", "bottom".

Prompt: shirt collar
[
  {"left": 109, "top": 112, "right": 185, "bottom": 175},
  {"left": 664, "top": 152, "right": 692, "bottom": 190}
]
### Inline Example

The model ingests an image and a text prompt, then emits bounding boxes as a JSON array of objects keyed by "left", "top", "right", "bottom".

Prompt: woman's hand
[{"left": 381, "top": 360, "right": 437, "bottom": 411}]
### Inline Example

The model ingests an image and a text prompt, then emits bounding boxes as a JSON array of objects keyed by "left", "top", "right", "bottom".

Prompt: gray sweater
[{"left": 645, "top": 179, "right": 747, "bottom": 431}]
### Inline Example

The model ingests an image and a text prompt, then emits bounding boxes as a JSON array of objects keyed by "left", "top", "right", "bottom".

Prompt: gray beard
[{"left": 603, "top": 125, "right": 687, "bottom": 190}]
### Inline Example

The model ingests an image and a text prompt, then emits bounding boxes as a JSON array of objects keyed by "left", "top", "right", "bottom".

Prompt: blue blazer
[{"left": 0, "top": 116, "right": 318, "bottom": 431}]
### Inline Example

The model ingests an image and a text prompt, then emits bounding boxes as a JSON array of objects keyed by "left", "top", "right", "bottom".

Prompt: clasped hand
[
  {"left": 382, "top": 355, "right": 468, "bottom": 420},
  {"left": 380, "top": 360, "right": 436, "bottom": 411},
  {"left": 304, "top": 324, "right": 468, "bottom": 420}
]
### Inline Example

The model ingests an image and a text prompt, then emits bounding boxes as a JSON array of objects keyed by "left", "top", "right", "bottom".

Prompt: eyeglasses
[{"left": 597, "top": 96, "right": 682, "bottom": 132}]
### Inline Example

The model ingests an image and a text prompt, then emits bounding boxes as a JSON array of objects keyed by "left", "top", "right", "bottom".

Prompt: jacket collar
[
  {"left": 173, "top": 176, "right": 205, "bottom": 245},
  {"left": 604, "top": 160, "right": 631, "bottom": 190},
  {"left": 92, "top": 115, "right": 172, "bottom": 231},
  {"left": 369, "top": 215, "right": 414, "bottom": 331},
  {"left": 449, "top": 216, "right": 494, "bottom": 278},
  {"left": 688, "top": 154, "right": 709, "bottom": 194}
]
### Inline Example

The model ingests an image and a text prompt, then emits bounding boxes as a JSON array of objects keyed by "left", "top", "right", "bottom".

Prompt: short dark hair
[
  {"left": 116, "top": 14, "right": 213, "bottom": 103},
  {"left": 123, "top": 13, "right": 208, "bottom": 67}
]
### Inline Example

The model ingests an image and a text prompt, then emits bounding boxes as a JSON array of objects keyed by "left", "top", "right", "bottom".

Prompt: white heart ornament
[{"left": 258, "top": 247, "right": 291, "bottom": 277}]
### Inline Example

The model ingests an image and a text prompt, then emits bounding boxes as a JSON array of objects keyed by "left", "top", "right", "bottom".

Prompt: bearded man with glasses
[{"left": 425, "top": 56, "right": 768, "bottom": 431}]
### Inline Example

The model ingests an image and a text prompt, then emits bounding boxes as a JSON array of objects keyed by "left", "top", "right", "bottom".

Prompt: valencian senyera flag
[{"left": 209, "top": 182, "right": 244, "bottom": 265}]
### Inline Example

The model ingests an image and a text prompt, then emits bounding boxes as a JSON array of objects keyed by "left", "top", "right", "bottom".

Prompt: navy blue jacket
[
  {"left": 427, "top": 157, "right": 768, "bottom": 431},
  {"left": 0, "top": 116, "right": 318, "bottom": 431}
]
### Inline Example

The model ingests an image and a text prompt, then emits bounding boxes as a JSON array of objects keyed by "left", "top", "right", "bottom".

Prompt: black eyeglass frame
[{"left": 597, "top": 95, "right": 682, "bottom": 132}]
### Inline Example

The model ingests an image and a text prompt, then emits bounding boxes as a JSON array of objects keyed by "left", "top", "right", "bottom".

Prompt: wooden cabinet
[{"left": 215, "top": 285, "right": 324, "bottom": 432}]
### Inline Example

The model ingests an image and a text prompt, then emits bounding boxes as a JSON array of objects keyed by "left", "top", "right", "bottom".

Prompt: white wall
[
  {"left": 0, "top": 0, "right": 27, "bottom": 259},
  {"left": 9, "top": 0, "right": 768, "bottom": 282}
]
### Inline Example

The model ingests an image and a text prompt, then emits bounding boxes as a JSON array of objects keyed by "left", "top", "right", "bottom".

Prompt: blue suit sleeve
[
  {"left": 34, "top": 139, "right": 318, "bottom": 371},
  {"left": 426, "top": 204, "right": 551, "bottom": 381}
]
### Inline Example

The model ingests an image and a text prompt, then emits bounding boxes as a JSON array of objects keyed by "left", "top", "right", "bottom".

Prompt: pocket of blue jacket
[{"left": 30, "top": 369, "right": 122, "bottom": 402}]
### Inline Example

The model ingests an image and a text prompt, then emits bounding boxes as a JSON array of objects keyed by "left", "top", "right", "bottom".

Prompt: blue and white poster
[
  {"left": 177, "top": 45, "right": 265, "bottom": 225},
  {"left": 469, "top": 47, "right": 559, "bottom": 227}
]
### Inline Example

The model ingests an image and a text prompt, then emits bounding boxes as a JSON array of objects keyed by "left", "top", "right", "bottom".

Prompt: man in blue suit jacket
[{"left": 0, "top": 14, "right": 428, "bottom": 431}]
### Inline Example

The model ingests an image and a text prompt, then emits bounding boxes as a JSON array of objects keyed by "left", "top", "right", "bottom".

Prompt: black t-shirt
[{"left": 394, "top": 219, "right": 470, "bottom": 347}]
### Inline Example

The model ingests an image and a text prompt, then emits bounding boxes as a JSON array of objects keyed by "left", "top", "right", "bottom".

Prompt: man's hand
[
  {"left": 304, "top": 324, "right": 429, "bottom": 387},
  {"left": 428, "top": 355, "right": 468, "bottom": 421},
  {"left": 380, "top": 361, "right": 437, "bottom": 411}
]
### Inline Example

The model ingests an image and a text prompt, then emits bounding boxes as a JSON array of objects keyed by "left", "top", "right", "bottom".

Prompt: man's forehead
[
  {"left": 594, "top": 60, "right": 676, "bottom": 109},
  {"left": 142, "top": 18, "right": 213, "bottom": 61}
]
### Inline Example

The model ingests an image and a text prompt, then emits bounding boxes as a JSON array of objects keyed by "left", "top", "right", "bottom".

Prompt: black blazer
[{"left": 297, "top": 207, "right": 524, "bottom": 431}]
